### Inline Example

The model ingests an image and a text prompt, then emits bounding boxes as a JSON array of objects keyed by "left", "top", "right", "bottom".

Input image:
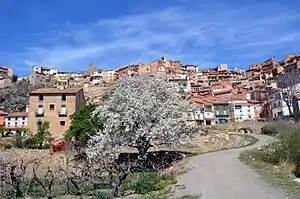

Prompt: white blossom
[{"left": 87, "top": 74, "right": 195, "bottom": 158}]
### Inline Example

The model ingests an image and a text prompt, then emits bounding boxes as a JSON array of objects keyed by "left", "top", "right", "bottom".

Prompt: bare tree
[
  {"left": 32, "top": 161, "right": 62, "bottom": 199},
  {"left": 10, "top": 160, "right": 27, "bottom": 198},
  {"left": 277, "top": 72, "right": 300, "bottom": 117}
]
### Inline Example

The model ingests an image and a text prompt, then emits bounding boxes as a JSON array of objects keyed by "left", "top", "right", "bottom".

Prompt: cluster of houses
[
  {"left": 17, "top": 63, "right": 117, "bottom": 89},
  {"left": 1, "top": 53, "right": 300, "bottom": 137}
]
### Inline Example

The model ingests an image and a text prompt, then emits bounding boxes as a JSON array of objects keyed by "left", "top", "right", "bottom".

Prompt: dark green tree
[
  {"left": 65, "top": 104, "right": 102, "bottom": 145},
  {"left": 12, "top": 75, "right": 18, "bottom": 83},
  {"left": 36, "top": 121, "right": 51, "bottom": 149}
]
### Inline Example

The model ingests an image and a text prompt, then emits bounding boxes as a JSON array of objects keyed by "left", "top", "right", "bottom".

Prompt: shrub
[
  {"left": 93, "top": 190, "right": 113, "bottom": 199},
  {"left": 123, "top": 172, "right": 174, "bottom": 194},
  {"left": 261, "top": 124, "right": 278, "bottom": 136},
  {"left": 0, "top": 141, "right": 13, "bottom": 149},
  {"left": 256, "top": 123, "right": 300, "bottom": 177},
  {"left": 23, "top": 136, "right": 39, "bottom": 149}
]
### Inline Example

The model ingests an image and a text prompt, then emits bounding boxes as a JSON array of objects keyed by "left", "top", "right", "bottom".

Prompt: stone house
[
  {"left": 29, "top": 71, "right": 48, "bottom": 87},
  {"left": 28, "top": 88, "right": 85, "bottom": 138},
  {"left": 0, "top": 77, "right": 12, "bottom": 88}
]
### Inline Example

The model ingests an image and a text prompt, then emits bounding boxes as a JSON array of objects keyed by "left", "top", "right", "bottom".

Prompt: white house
[
  {"left": 187, "top": 99, "right": 215, "bottom": 127},
  {"left": 229, "top": 100, "right": 255, "bottom": 122},
  {"left": 268, "top": 82, "right": 300, "bottom": 118},
  {"left": 4, "top": 110, "right": 28, "bottom": 136},
  {"left": 102, "top": 70, "right": 116, "bottom": 82}
]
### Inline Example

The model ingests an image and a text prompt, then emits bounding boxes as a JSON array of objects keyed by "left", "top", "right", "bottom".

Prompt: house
[
  {"left": 102, "top": 70, "right": 116, "bottom": 83},
  {"left": 29, "top": 71, "right": 48, "bottom": 87},
  {"left": 0, "top": 66, "right": 13, "bottom": 78},
  {"left": 268, "top": 90, "right": 293, "bottom": 119},
  {"left": 33, "top": 66, "right": 58, "bottom": 76},
  {"left": 54, "top": 72, "right": 71, "bottom": 88},
  {"left": 189, "top": 97, "right": 215, "bottom": 127},
  {"left": 213, "top": 100, "right": 230, "bottom": 124},
  {"left": 4, "top": 111, "right": 28, "bottom": 137},
  {"left": 229, "top": 100, "right": 255, "bottom": 122},
  {"left": 0, "top": 77, "right": 12, "bottom": 88},
  {"left": 28, "top": 88, "right": 85, "bottom": 138},
  {"left": 169, "top": 78, "right": 188, "bottom": 93}
]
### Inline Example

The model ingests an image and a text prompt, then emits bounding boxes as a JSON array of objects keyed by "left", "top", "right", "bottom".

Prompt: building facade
[
  {"left": 4, "top": 111, "right": 28, "bottom": 136},
  {"left": 28, "top": 88, "right": 85, "bottom": 138},
  {"left": 230, "top": 100, "right": 255, "bottom": 122},
  {"left": 0, "top": 77, "right": 12, "bottom": 88},
  {"left": 29, "top": 71, "right": 48, "bottom": 87}
]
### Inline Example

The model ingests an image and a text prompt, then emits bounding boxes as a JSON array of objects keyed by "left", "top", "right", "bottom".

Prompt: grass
[{"left": 240, "top": 149, "right": 300, "bottom": 198}]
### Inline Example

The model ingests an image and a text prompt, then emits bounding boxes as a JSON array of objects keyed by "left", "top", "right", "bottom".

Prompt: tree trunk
[{"left": 285, "top": 100, "right": 293, "bottom": 117}]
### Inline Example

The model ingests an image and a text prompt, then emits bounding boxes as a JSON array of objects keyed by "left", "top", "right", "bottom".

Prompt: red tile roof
[
  {"left": 7, "top": 112, "right": 28, "bottom": 117},
  {"left": 30, "top": 88, "right": 82, "bottom": 94}
]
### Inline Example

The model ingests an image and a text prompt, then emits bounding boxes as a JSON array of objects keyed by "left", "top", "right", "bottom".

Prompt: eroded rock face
[{"left": 0, "top": 79, "right": 42, "bottom": 113}]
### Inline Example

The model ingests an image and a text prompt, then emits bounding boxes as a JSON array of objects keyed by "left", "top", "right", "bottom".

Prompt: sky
[{"left": 0, "top": 0, "right": 300, "bottom": 76}]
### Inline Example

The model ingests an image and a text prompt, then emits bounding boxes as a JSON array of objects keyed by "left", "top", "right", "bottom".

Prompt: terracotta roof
[
  {"left": 30, "top": 88, "right": 82, "bottom": 94},
  {"left": 7, "top": 112, "right": 28, "bottom": 117},
  {"left": 248, "top": 99, "right": 261, "bottom": 104}
]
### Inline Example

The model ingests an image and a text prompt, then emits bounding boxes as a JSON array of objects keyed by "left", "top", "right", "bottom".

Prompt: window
[
  {"left": 61, "top": 104, "right": 66, "bottom": 108},
  {"left": 22, "top": 116, "right": 25, "bottom": 120},
  {"left": 38, "top": 104, "right": 43, "bottom": 108},
  {"left": 235, "top": 105, "right": 242, "bottom": 109},
  {"left": 49, "top": 104, "right": 55, "bottom": 110},
  {"left": 15, "top": 117, "right": 18, "bottom": 120},
  {"left": 8, "top": 117, "right": 11, "bottom": 121},
  {"left": 39, "top": 95, "right": 44, "bottom": 101},
  {"left": 37, "top": 121, "right": 42, "bottom": 126},
  {"left": 60, "top": 121, "right": 66, "bottom": 126},
  {"left": 62, "top": 94, "right": 66, "bottom": 101}
]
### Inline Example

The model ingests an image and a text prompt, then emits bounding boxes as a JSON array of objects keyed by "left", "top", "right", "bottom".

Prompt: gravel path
[{"left": 172, "top": 134, "right": 293, "bottom": 199}]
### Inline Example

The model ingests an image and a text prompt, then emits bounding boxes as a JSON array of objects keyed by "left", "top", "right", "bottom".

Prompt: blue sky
[{"left": 0, "top": 0, "right": 300, "bottom": 76}]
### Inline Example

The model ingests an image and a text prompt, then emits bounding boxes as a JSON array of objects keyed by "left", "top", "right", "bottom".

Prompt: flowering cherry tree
[{"left": 87, "top": 74, "right": 195, "bottom": 161}]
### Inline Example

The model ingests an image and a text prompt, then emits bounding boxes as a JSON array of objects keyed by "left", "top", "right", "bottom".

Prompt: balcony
[
  {"left": 58, "top": 109, "right": 68, "bottom": 117},
  {"left": 35, "top": 109, "right": 44, "bottom": 117},
  {"left": 215, "top": 110, "right": 228, "bottom": 116}
]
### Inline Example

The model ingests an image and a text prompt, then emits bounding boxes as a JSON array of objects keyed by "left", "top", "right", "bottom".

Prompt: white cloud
[{"left": 15, "top": 1, "right": 300, "bottom": 72}]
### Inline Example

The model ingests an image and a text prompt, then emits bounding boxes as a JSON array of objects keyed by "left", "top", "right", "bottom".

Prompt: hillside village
[
  {"left": 0, "top": 53, "right": 300, "bottom": 137},
  {"left": 1, "top": 53, "right": 300, "bottom": 198}
]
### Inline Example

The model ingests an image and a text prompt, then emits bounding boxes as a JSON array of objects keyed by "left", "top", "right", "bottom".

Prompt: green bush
[
  {"left": 123, "top": 172, "right": 174, "bottom": 195},
  {"left": 93, "top": 190, "right": 113, "bottom": 199},
  {"left": 0, "top": 141, "right": 13, "bottom": 149},
  {"left": 23, "top": 136, "right": 39, "bottom": 149},
  {"left": 256, "top": 123, "right": 300, "bottom": 177},
  {"left": 261, "top": 124, "right": 278, "bottom": 136}
]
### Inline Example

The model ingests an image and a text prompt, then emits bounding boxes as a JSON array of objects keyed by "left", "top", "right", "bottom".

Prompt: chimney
[{"left": 25, "top": 105, "right": 29, "bottom": 113}]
